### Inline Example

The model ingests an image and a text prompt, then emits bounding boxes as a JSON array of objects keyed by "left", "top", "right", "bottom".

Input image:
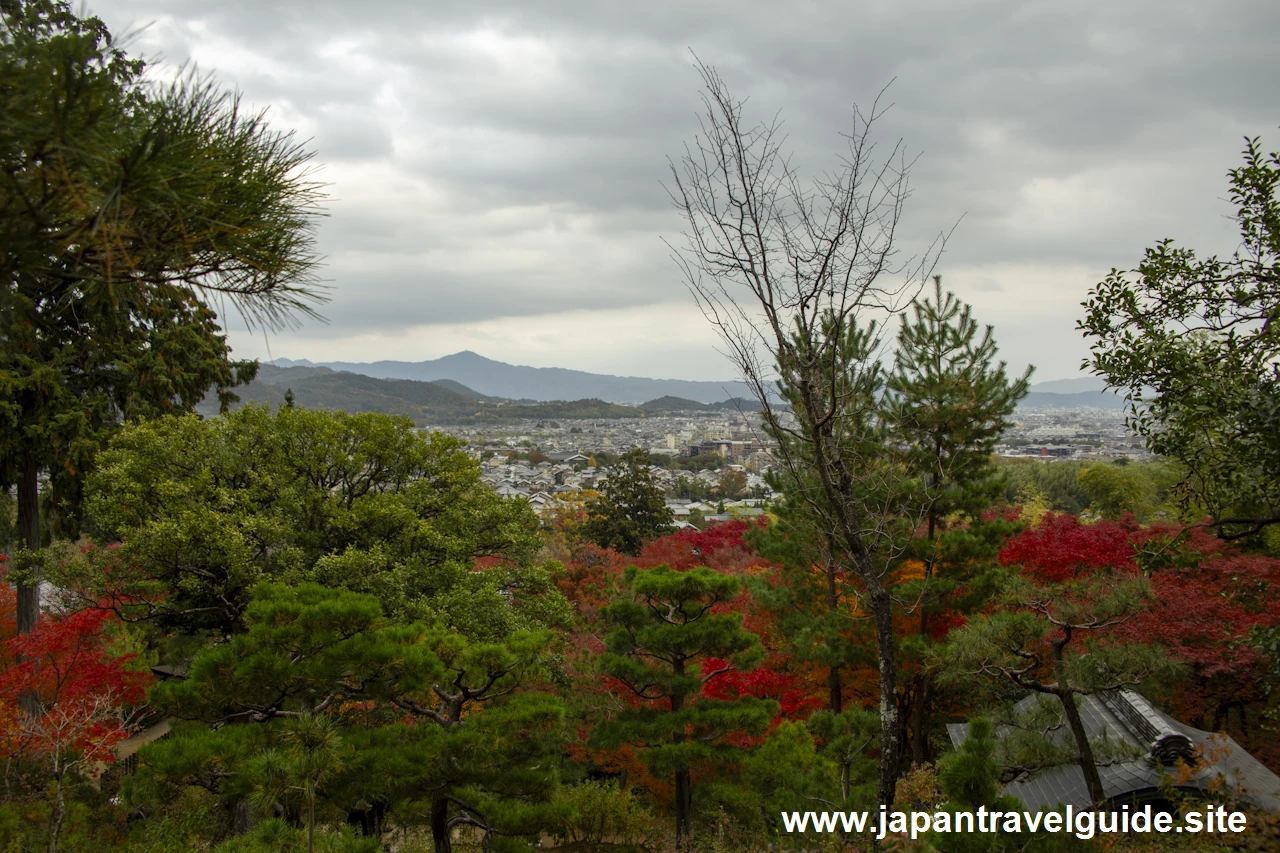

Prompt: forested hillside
[{"left": 203, "top": 364, "right": 645, "bottom": 423}]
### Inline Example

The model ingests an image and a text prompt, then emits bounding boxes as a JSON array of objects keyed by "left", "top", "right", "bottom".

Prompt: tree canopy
[
  {"left": 70, "top": 406, "right": 567, "bottom": 638},
  {"left": 1081, "top": 135, "right": 1280, "bottom": 539},
  {"left": 1, "top": 0, "right": 325, "bottom": 634},
  {"left": 582, "top": 450, "right": 674, "bottom": 556}
]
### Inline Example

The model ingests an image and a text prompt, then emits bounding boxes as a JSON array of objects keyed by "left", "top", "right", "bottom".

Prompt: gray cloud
[{"left": 89, "top": 0, "right": 1278, "bottom": 379}]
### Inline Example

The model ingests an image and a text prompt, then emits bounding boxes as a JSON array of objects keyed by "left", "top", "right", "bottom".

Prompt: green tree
[
  {"left": 1076, "top": 462, "right": 1153, "bottom": 520},
  {"left": 672, "top": 475, "right": 711, "bottom": 501},
  {"left": 248, "top": 715, "right": 348, "bottom": 853},
  {"left": 883, "top": 275, "right": 1031, "bottom": 762},
  {"left": 0, "top": 1, "right": 324, "bottom": 635},
  {"left": 885, "top": 275, "right": 1031, "bottom": 538},
  {"left": 592, "top": 565, "right": 775, "bottom": 846},
  {"left": 716, "top": 468, "right": 747, "bottom": 500},
  {"left": 582, "top": 450, "right": 674, "bottom": 555},
  {"left": 929, "top": 717, "right": 1027, "bottom": 853},
  {"left": 936, "top": 572, "right": 1175, "bottom": 807},
  {"left": 68, "top": 406, "right": 566, "bottom": 638},
  {"left": 668, "top": 61, "right": 945, "bottom": 807},
  {"left": 1080, "top": 135, "right": 1280, "bottom": 539},
  {"left": 144, "top": 583, "right": 566, "bottom": 853},
  {"left": 998, "top": 460, "right": 1092, "bottom": 516}
]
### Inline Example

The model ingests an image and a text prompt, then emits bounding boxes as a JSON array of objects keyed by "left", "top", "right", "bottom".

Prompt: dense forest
[{"left": 3, "top": 3, "right": 1280, "bottom": 852}]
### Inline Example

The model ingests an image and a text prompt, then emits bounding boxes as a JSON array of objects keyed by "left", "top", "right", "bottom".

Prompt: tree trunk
[
  {"left": 912, "top": 503, "right": 939, "bottom": 766},
  {"left": 674, "top": 768, "right": 692, "bottom": 847},
  {"left": 16, "top": 454, "right": 40, "bottom": 636},
  {"left": 431, "top": 795, "right": 452, "bottom": 853},
  {"left": 870, "top": 581, "right": 899, "bottom": 810},
  {"left": 670, "top": 677, "right": 691, "bottom": 847},
  {"left": 1059, "top": 691, "right": 1106, "bottom": 807}
]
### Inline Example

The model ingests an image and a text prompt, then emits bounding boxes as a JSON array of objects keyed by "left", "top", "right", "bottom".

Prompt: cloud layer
[{"left": 90, "top": 0, "right": 1279, "bottom": 380}]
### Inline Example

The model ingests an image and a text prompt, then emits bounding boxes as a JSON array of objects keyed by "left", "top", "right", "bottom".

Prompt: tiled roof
[{"left": 948, "top": 690, "right": 1280, "bottom": 813}]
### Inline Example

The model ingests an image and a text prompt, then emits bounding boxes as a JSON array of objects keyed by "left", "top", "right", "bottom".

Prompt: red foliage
[
  {"left": 557, "top": 543, "right": 630, "bottom": 617},
  {"left": 1114, "top": 550, "right": 1280, "bottom": 719},
  {"left": 633, "top": 519, "right": 767, "bottom": 574},
  {"left": 997, "top": 513, "right": 1140, "bottom": 581},
  {"left": 0, "top": 585, "right": 151, "bottom": 768},
  {"left": 702, "top": 657, "right": 823, "bottom": 720}
]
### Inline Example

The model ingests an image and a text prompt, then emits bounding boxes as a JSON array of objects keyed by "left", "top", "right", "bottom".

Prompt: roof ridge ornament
[{"left": 1100, "top": 689, "right": 1195, "bottom": 766}]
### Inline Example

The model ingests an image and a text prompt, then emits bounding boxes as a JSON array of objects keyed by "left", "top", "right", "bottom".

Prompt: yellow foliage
[
  {"left": 1014, "top": 483, "right": 1053, "bottom": 526},
  {"left": 542, "top": 489, "right": 604, "bottom": 537},
  {"left": 896, "top": 559, "right": 927, "bottom": 582}
]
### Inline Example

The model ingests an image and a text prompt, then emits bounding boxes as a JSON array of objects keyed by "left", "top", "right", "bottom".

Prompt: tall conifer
[
  {"left": 592, "top": 565, "right": 774, "bottom": 846},
  {"left": 884, "top": 276, "right": 1031, "bottom": 763}
]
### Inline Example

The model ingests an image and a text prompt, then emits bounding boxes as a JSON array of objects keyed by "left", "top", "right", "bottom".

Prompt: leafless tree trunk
[{"left": 667, "top": 60, "right": 945, "bottom": 809}]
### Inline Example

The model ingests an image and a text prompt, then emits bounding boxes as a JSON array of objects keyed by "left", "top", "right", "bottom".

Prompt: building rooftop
[{"left": 947, "top": 689, "right": 1280, "bottom": 813}]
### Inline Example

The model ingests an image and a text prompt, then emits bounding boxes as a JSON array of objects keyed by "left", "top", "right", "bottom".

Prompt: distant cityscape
[
  {"left": 436, "top": 401, "right": 1144, "bottom": 515},
  {"left": 212, "top": 353, "right": 1148, "bottom": 519}
]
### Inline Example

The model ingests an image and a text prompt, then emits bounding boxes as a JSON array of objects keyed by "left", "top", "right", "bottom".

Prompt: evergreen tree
[
  {"left": 1, "top": 1, "right": 323, "bottom": 636},
  {"left": 928, "top": 717, "right": 1027, "bottom": 853},
  {"left": 885, "top": 275, "right": 1032, "bottom": 539},
  {"left": 591, "top": 565, "right": 775, "bottom": 846},
  {"left": 883, "top": 275, "right": 1031, "bottom": 763},
  {"left": 582, "top": 450, "right": 674, "bottom": 555},
  {"left": 247, "top": 714, "right": 348, "bottom": 853},
  {"left": 65, "top": 406, "right": 565, "bottom": 637},
  {"left": 143, "top": 583, "right": 566, "bottom": 853},
  {"left": 936, "top": 571, "right": 1176, "bottom": 807}
]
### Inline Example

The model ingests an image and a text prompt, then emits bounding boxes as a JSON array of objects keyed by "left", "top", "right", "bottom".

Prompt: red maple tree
[
  {"left": 0, "top": 579, "right": 151, "bottom": 850},
  {"left": 995, "top": 515, "right": 1280, "bottom": 769}
]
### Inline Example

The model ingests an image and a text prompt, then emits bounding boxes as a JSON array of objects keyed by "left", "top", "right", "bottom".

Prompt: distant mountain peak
[
  {"left": 1028, "top": 376, "right": 1108, "bottom": 394},
  {"left": 251, "top": 352, "right": 752, "bottom": 405}
]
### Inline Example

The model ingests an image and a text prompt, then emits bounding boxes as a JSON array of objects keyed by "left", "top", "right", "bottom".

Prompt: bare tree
[{"left": 666, "top": 60, "right": 946, "bottom": 809}]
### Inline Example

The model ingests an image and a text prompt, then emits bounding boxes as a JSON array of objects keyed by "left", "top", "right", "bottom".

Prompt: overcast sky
[{"left": 89, "top": 0, "right": 1276, "bottom": 382}]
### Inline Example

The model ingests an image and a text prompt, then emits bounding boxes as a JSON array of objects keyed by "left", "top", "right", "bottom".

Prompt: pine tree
[
  {"left": 885, "top": 275, "right": 1032, "bottom": 540},
  {"left": 144, "top": 583, "right": 565, "bottom": 853},
  {"left": 936, "top": 571, "right": 1176, "bottom": 807},
  {"left": 883, "top": 276, "right": 1031, "bottom": 763},
  {"left": 70, "top": 406, "right": 561, "bottom": 637},
  {"left": 1, "top": 1, "right": 323, "bottom": 638},
  {"left": 582, "top": 450, "right": 674, "bottom": 555},
  {"left": 591, "top": 565, "right": 775, "bottom": 846}
]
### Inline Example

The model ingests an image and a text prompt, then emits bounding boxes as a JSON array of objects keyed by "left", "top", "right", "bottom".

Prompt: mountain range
[
  {"left": 197, "top": 364, "right": 759, "bottom": 425},
  {"left": 262, "top": 352, "right": 1126, "bottom": 411},
  {"left": 1020, "top": 389, "right": 1127, "bottom": 410},
  {"left": 270, "top": 351, "right": 754, "bottom": 405}
]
